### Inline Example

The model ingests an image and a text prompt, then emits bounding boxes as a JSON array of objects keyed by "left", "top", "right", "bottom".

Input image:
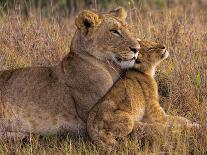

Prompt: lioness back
[{"left": 0, "top": 67, "right": 81, "bottom": 134}]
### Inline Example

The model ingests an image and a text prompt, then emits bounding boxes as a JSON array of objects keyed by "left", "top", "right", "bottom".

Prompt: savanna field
[{"left": 0, "top": 0, "right": 207, "bottom": 154}]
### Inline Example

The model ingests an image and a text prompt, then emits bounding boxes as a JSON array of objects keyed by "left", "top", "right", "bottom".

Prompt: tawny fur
[
  {"left": 0, "top": 8, "right": 140, "bottom": 139},
  {"left": 87, "top": 40, "right": 202, "bottom": 149}
]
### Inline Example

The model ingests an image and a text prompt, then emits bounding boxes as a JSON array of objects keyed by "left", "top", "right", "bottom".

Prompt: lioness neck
[
  {"left": 73, "top": 50, "right": 122, "bottom": 80},
  {"left": 70, "top": 31, "right": 105, "bottom": 61},
  {"left": 58, "top": 41, "right": 123, "bottom": 122}
]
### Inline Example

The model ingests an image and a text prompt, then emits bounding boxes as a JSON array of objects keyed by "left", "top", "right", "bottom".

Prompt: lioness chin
[
  {"left": 0, "top": 7, "right": 140, "bottom": 139},
  {"left": 87, "top": 40, "right": 204, "bottom": 150}
]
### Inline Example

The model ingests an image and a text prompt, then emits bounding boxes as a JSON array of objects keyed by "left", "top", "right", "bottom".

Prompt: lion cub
[{"left": 87, "top": 40, "right": 201, "bottom": 149}]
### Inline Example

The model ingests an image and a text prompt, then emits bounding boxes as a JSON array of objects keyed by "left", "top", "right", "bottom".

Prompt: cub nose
[
  {"left": 161, "top": 46, "right": 165, "bottom": 49},
  {"left": 129, "top": 47, "right": 139, "bottom": 54}
]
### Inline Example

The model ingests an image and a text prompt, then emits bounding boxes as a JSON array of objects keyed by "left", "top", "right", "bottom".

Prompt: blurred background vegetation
[{"left": 0, "top": 0, "right": 207, "bottom": 16}]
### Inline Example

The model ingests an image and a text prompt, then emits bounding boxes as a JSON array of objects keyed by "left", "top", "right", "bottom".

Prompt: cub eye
[
  {"left": 110, "top": 29, "right": 122, "bottom": 37},
  {"left": 147, "top": 48, "right": 154, "bottom": 52}
]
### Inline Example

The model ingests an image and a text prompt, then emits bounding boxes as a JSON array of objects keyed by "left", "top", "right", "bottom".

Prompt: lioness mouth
[
  {"left": 135, "top": 59, "right": 141, "bottom": 64},
  {"left": 115, "top": 56, "right": 137, "bottom": 62},
  {"left": 115, "top": 56, "right": 122, "bottom": 62}
]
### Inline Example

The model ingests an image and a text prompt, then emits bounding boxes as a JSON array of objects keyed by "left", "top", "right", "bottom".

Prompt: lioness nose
[{"left": 129, "top": 47, "right": 139, "bottom": 54}]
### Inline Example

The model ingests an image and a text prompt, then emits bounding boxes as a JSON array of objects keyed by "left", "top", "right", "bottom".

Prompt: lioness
[
  {"left": 0, "top": 8, "right": 140, "bottom": 139},
  {"left": 87, "top": 40, "right": 202, "bottom": 149}
]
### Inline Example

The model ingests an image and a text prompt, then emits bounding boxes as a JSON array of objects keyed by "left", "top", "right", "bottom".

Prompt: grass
[{"left": 0, "top": 2, "right": 207, "bottom": 155}]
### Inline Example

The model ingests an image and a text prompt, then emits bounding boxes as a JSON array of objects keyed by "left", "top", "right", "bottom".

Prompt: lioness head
[
  {"left": 134, "top": 40, "right": 169, "bottom": 75},
  {"left": 72, "top": 7, "right": 140, "bottom": 69}
]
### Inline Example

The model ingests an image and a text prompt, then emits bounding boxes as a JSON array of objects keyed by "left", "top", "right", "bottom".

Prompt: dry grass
[{"left": 0, "top": 3, "right": 207, "bottom": 155}]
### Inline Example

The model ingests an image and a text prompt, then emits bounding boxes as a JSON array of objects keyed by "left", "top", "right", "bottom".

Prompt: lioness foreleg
[{"left": 0, "top": 131, "right": 28, "bottom": 141}]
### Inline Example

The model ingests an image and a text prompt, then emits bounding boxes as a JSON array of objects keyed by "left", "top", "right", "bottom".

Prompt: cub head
[
  {"left": 73, "top": 7, "right": 140, "bottom": 69},
  {"left": 134, "top": 40, "right": 169, "bottom": 75}
]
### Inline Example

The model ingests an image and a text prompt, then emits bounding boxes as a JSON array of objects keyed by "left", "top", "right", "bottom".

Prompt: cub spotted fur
[
  {"left": 0, "top": 7, "right": 140, "bottom": 139},
  {"left": 87, "top": 40, "right": 202, "bottom": 149}
]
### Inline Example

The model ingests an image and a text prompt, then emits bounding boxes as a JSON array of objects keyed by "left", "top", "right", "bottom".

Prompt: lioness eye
[{"left": 110, "top": 29, "right": 122, "bottom": 37}]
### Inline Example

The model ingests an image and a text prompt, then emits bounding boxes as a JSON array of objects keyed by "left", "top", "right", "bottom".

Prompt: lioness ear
[
  {"left": 75, "top": 10, "right": 102, "bottom": 35},
  {"left": 109, "top": 7, "right": 127, "bottom": 21}
]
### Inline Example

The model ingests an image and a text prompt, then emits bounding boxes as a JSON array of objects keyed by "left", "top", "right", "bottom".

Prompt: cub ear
[
  {"left": 75, "top": 10, "right": 102, "bottom": 35},
  {"left": 109, "top": 7, "right": 127, "bottom": 21}
]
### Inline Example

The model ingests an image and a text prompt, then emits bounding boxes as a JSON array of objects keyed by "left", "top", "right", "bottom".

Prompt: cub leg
[
  {"left": 132, "top": 119, "right": 207, "bottom": 153},
  {"left": 165, "top": 115, "right": 206, "bottom": 135},
  {"left": 88, "top": 107, "right": 134, "bottom": 150},
  {"left": 134, "top": 98, "right": 205, "bottom": 143},
  {"left": 147, "top": 112, "right": 202, "bottom": 132},
  {"left": 108, "top": 110, "right": 134, "bottom": 138},
  {"left": 131, "top": 121, "right": 167, "bottom": 140},
  {"left": 144, "top": 98, "right": 202, "bottom": 132},
  {"left": 132, "top": 116, "right": 204, "bottom": 142}
]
